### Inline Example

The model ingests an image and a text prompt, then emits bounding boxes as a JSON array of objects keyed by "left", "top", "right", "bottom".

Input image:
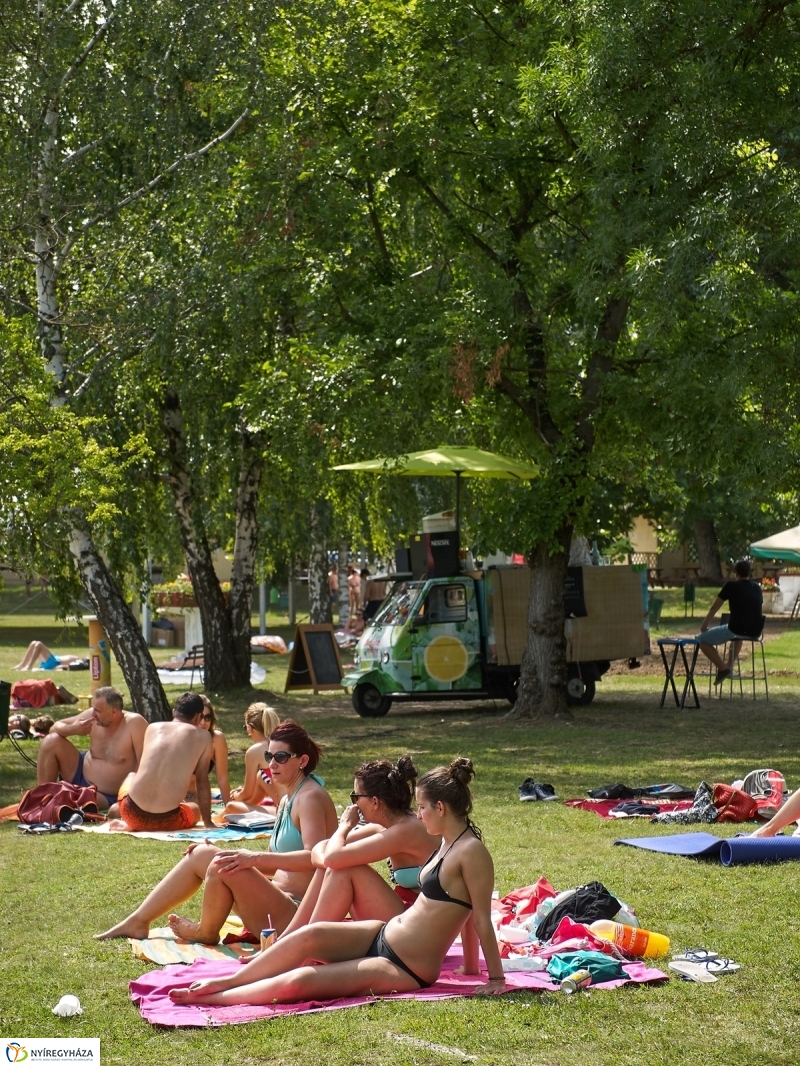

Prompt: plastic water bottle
[
  {"left": 589, "top": 920, "right": 669, "bottom": 958},
  {"left": 613, "top": 901, "right": 640, "bottom": 928}
]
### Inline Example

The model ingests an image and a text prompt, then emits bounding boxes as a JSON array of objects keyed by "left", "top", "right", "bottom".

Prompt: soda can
[
  {"left": 260, "top": 928, "right": 276, "bottom": 951},
  {"left": 561, "top": 968, "right": 592, "bottom": 993}
]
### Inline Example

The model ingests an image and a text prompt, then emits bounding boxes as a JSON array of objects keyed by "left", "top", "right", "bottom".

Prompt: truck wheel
[
  {"left": 352, "top": 684, "right": 392, "bottom": 718},
  {"left": 566, "top": 678, "right": 596, "bottom": 706}
]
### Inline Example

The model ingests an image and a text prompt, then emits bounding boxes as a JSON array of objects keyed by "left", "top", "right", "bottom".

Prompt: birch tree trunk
[
  {"left": 508, "top": 524, "right": 573, "bottom": 720},
  {"left": 162, "top": 388, "right": 242, "bottom": 690},
  {"left": 69, "top": 527, "right": 171, "bottom": 721},
  {"left": 693, "top": 519, "right": 723, "bottom": 583},
  {"left": 308, "top": 498, "right": 332, "bottom": 624},
  {"left": 228, "top": 428, "right": 265, "bottom": 685}
]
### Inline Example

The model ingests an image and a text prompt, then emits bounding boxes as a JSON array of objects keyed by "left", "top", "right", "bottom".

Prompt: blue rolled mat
[
  {"left": 614, "top": 832, "right": 723, "bottom": 857},
  {"left": 614, "top": 832, "right": 800, "bottom": 865},
  {"left": 719, "top": 835, "right": 800, "bottom": 866}
]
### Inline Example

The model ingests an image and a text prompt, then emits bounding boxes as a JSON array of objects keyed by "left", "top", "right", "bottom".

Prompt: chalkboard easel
[{"left": 284, "top": 624, "right": 344, "bottom": 694}]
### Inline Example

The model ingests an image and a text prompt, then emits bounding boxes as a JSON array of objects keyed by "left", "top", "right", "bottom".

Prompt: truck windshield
[{"left": 371, "top": 581, "right": 423, "bottom": 626}]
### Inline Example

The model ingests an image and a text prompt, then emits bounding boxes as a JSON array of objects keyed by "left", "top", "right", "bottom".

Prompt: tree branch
[
  {"left": 61, "top": 136, "right": 104, "bottom": 169},
  {"left": 55, "top": 105, "right": 250, "bottom": 268},
  {"left": 59, "top": 10, "right": 118, "bottom": 95},
  {"left": 415, "top": 176, "right": 503, "bottom": 266}
]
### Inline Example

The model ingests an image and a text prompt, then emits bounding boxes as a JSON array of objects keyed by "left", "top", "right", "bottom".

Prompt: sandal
[
  {"left": 668, "top": 960, "right": 718, "bottom": 984},
  {"left": 672, "top": 948, "right": 719, "bottom": 962},
  {"left": 701, "top": 958, "right": 740, "bottom": 974}
]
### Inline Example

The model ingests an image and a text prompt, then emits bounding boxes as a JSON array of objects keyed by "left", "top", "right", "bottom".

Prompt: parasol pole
[{"left": 455, "top": 470, "right": 462, "bottom": 549}]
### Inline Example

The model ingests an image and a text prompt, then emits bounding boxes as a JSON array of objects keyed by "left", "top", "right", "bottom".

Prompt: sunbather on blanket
[
  {"left": 95, "top": 721, "right": 338, "bottom": 942},
  {"left": 36, "top": 687, "right": 146, "bottom": 809},
  {"left": 109, "top": 693, "right": 214, "bottom": 833},
  {"left": 167, "top": 758, "right": 505, "bottom": 1005},
  {"left": 14, "top": 640, "right": 89, "bottom": 671},
  {"left": 280, "top": 755, "right": 439, "bottom": 936}
]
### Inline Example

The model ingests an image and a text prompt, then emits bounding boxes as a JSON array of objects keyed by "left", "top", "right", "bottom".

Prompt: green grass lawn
[{"left": 2, "top": 599, "right": 800, "bottom": 1064}]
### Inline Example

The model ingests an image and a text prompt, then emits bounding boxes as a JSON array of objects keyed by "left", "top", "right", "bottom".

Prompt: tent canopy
[{"left": 750, "top": 525, "right": 800, "bottom": 564}]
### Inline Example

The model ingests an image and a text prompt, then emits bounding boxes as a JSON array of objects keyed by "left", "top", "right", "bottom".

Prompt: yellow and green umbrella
[{"left": 333, "top": 445, "right": 539, "bottom": 539}]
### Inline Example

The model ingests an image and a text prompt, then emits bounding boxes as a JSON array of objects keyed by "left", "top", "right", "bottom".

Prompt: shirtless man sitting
[
  {"left": 110, "top": 692, "right": 214, "bottom": 833},
  {"left": 36, "top": 686, "right": 146, "bottom": 810}
]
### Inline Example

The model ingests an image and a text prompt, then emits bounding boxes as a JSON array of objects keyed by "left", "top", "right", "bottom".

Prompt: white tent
[{"left": 750, "top": 526, "right": 800, "bottom": 564}]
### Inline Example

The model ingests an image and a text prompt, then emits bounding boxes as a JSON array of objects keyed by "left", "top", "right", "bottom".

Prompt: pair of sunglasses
[
  {"left": 350, "top": 791, "right": 370, "bottom": 803},
  {"left": 264, "top": 750, "right": 299, "bottom": 764}
]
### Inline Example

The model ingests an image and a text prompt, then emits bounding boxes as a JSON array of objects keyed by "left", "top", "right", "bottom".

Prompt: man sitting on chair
[{"left": 697, "top": 559, "right": 764, "bottom": 686}]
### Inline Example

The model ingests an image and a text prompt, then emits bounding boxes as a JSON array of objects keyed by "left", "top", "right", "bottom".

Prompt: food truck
[{"left": 342, "top": 562, "right": 649, "bottom": 717}]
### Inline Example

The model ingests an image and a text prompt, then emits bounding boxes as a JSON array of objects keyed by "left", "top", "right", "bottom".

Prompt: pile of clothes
[{"left": 493, "top": 878, "right": 652, "bottom": 984}]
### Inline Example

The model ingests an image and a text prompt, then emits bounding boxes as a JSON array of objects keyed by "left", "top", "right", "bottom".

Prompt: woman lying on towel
[
  {"left": 95, "top": 721, "right": 337, "bottom": 942},
  {"left": 168, "top": 758, "right": 506, "bottom": 1005},
  {"left": 280, "top": 755, "right": 438, "bottom": 936}
]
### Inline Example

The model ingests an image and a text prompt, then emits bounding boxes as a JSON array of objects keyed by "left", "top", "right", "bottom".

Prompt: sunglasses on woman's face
[
  {"left": 265, "top": 750, "right": 299, "bottom": 764},
  {"left": 349, "top": 791, "right": 369, "bottom": 803},
  {"left": 201, "top": 714, "right": 212, "bottom": 721}
]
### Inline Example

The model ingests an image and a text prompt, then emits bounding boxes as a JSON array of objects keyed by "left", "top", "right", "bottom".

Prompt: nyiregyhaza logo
[{"left": 4, "top": 1041, "right": 98, "bottom": 1063}]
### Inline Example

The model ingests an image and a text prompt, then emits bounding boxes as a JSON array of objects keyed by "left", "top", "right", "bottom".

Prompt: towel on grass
[
  {"left": 130, "top": 947, "right": 668, "bottom": 1027},
  {"left": 565, "top": 798, "right": 694, "bottom": 820},
  {"left": 130, "top": 927, "right": 259, "bottom": 965},
  {"left": 80, "top": 823, "right": 271, "bottom": 843}
]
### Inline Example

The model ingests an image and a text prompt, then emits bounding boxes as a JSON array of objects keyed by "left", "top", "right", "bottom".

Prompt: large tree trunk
[
  {"left": 228, "top": 428, "right": 265, "bottom": 685},
  {"left": 68, "top": 526, "right": 171, "bottom": 721},
  {"left": 693, "top": 519, "right": 723, "bottom": 583},
  {"left": 509, "top": 523, "right": 573, "bottom": 720},
  {"left": 162, "top": 388, "right": 242, "bottom": 690},
  {"left": 308, "top": 498, "right": 332, "bottom": 624}
]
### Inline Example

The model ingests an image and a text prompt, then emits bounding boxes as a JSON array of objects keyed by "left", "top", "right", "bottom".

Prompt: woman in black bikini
[{"left": 169, "top": 758, "right": 506, "bottom": 1004}]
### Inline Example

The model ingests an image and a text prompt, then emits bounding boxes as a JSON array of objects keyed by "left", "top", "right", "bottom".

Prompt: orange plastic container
[{"left": 589, "top": 919, "right": 670, "bottom": 958}]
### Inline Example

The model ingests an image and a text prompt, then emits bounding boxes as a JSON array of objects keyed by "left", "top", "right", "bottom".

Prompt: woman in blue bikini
[
  {"left": 95, "top": 721, "right": 337, "bottom": 942},
  {"left": 169, "top": 758, "right": 506, "bottom": 1004},
  {"left": 281, "top": 755, "right": 438, "bottom": 936}
]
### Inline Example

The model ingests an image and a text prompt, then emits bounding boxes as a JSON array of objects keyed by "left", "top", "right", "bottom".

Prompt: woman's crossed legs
[{"left": 169, "top": 920, "right": 423, "bottom": 1005}]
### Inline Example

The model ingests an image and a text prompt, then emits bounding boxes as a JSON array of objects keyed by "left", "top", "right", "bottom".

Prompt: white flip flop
[
  {"left": 668, "top": 960, "right": 718, "bottom": 984},
  {"left": 672, "top": 948, "right": 719, "bottom": 962}
]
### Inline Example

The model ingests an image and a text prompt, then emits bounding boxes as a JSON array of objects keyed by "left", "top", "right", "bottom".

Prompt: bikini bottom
[{"left": 365, "top": 924, "right": 432, "bottom": 989}]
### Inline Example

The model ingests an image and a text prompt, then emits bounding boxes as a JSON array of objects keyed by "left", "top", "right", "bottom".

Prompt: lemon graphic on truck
[{"left": 423, "top": 635, "right": 470, "bottom": 683}]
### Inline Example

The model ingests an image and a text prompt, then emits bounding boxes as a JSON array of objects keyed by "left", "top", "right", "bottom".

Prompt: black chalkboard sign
[
  {"left": 564, "top": 566, "right": 588, "bottom": 618},
  {"left": 284, "top": 625, "right": 344, "bottom": 694}
]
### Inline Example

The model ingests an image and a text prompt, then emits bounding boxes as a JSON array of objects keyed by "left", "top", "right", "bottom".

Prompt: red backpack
[{"left": 17, "top": 782, "right": 104, "bottom": 824}]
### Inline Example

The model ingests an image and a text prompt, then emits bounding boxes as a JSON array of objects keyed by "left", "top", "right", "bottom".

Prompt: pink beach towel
[
  {"left": 564, "top": 798, "right": 694, "bottom": 819},
  {"left": 130, "top": 946, "right": 668, "bottom": 1027}
]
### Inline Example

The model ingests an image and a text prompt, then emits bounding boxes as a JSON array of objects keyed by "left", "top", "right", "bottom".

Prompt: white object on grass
[
  {"left": 387, "top": 1032, "right": 476, "bottom": 1061},
  {"left": 52, "top": 995, "right": 83, "bottom": 1016}
]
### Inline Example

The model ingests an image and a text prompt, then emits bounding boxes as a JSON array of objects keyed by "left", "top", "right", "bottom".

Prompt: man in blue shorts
[
  {"left": 697, "top": 559, "right": 764, "bottom": 685},
  {"left": 35, "top": 686, "right": 147, "bottom": 810}
]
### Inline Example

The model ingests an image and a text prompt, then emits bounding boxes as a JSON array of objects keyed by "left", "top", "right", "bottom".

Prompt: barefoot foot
[
  {"left": 168, "top": 913, "right": 219, "bottom": 944},
  {"left": 168, "top": 977, "right": 232, "bottom": 1001},
  {"left": 94, "top": 918, "right": 150, "bottom": 940}
]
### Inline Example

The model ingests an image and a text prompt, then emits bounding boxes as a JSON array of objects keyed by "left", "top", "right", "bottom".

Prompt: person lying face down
[
  {"left": 108, "top": 692, "right": 215, "bottom": 833},
  {"left": 167, "top": 758, "right": 506, "bottom": 1006}
]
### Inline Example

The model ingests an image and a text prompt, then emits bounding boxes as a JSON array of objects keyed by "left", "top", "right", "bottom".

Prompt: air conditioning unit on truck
[{"left": 342, "top": 565, "right": 649, "bottom": 717}]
